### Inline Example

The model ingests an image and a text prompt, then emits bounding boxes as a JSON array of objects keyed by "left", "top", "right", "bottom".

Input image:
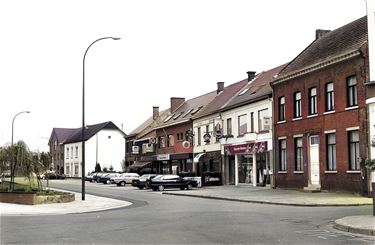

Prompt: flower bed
[{"left": 0, "top": 191, "right": 75, "bottom": 205}]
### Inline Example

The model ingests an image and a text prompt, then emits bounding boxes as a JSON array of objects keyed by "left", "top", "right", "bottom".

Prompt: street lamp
[
  {"left": 10, "top": 110, "right": 30, "bottom": 191},
  {"left": 82, "top": 37, "right": 120, "bottom": 200}
]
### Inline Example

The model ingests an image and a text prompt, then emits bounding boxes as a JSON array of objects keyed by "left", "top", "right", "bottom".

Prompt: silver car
[{"left": 111, "top": 173, "right": 140, "bottom": 186}]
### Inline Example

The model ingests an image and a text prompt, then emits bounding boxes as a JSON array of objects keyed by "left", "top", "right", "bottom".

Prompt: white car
[{"left": 111, "top": 173, "right": 140, "bottom": 186}]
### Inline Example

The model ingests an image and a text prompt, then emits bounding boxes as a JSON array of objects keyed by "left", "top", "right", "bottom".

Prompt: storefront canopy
[
  {"left": 193, "top": 153, "right": 205, "bottom": 163},
  {"left": 129, "top": 161, "right": 151, "bottom": 169},
  {"left": 224, "top": 141, "right": 267, "bottom": 155}
]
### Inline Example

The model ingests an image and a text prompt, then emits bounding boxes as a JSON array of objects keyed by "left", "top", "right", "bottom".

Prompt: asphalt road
[{"left": 1, "top": 179, "right": 374, "bottom": 244}]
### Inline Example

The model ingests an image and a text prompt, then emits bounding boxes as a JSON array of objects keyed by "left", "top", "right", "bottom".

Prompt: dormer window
[
  {"left": 164, "top": 115, "right": 173, "bottom": 122},
  {"left": 191, "top": 106, "right": 203, "bottom": 115}
]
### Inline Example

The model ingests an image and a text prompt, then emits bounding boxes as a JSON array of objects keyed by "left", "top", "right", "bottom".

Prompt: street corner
[{"left": 334, "top": 215, "right": 375, "bottom": 236}]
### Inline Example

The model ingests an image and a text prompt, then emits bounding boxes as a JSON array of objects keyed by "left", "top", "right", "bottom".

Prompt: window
[
  {"left": 295, "top": 137, "right": 303, "bottom": 171},
  {"left": 326, "top": 133, "right": 336, "bottom": 171},
  {"left": 226, "top": 118, "right": 232, "bottom": 135},
  {"left": 250, "top": 112, "right": 254, "bottom": 133},
  {"left": 197, "top": 127, "right": 201, "bottom": 145},
  {"left": 258, "top": 109, "right": 269, "bottom": 132},
  {"left": 177, "top": 133, "right": 184, "bottom": 141},
  {"left": 158, "top": 136, "right": 165, "bottom": 148},
  {"left": 74, "top": 164, "right": 79, "bottom": 176},
  {"left": 294, "top": 92, "right": 302, "bottom": 118},
  {"left": 167, "top": 135, "right": 174, "bottom": 147},
  {"left": 279, "top": 96, "right": 285, "bottom": 121},
  {"left": 348, "top": 130, "right": 360, "bottom": 170},
  {"left": 325, "top": 82, "right": 334, "bottom": 111},
  {"left": 70, "top": 147, "right": 73, "bottom": 159},
  {"left": 238, "top": 114, "right": 247, "bottom": 135},
  {"left": 347, "top": 76, "right": 357, "bottom": 107},
  {"left": 279, "top": 139, "right": 287, "bottom": 171},
  {"left": 54, "top": 141, "right": 57, "bottom": 151},
  {"left": 309, "top": 87, "right": 317, "bottom": 115},
  {"left": 75, "top": 146, "right": 78, "bottom": 158},
  {"left": 66, "top": 148, "right": 69, "bottom": 159}
]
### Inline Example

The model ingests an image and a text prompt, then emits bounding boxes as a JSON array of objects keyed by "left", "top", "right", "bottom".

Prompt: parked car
[
  {"left": 85, "top": 172, "right": 96, "bottom": 182},
  {"left": 149, "top": 174, "right": 197, "bottom": 191},
  {"left": 111, "top": 173, "right": 139, "bottom": 186},
  {"left": 98, "top": 173, "right": 120, "bottom": 184},
  {"left": 132, "top": 174, "right": 158, "bottom": 189},
  {"left": 92, "top": 172, "right": 105, "bottom": 183},
  {"left": 40, "top": 172, "right": 66, "bottom": 180}
]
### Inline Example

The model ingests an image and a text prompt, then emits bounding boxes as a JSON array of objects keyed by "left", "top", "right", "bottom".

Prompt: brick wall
[{"left": 273, "top": 56, "right": 368, "bottom": 194}]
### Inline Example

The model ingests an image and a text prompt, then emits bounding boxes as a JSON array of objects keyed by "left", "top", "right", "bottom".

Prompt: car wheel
[
  {"left": 120, "top": 181, "right": 126, "bottom": 186},
  {"left": 152, "top": 188, "right": 157, "bottom": 191},
  {"left": 116, "top": 183, "right": 121, "bottom": 186},
  {"left": 91, "top": 179, "right": 95, "bottom": 183},
  {"left": 106, "top": 180, "right": 111, "bottom": 184},
  {"left": 138, "top": 186, "right": 144, "bottom": 190},
  {"left": 187, "top": 183, "right": 193, "bottom": 190},
  {"left": 158, "top": 185, "right": 165, "bottom": 191},
  {"left": 180, "top": 187, "right": 185, "bottom": 190}
]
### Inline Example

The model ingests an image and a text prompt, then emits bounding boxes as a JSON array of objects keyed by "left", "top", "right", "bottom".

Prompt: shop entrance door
[
  {"left": 228, "top": 156, "right": 235, "bottom": 185},
  {"left": 239, "top": 155, "right": 253, "bottom": 184}
]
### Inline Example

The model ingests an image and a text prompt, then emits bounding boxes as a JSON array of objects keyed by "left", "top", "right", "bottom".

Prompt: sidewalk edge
[
  {"left": 333, "top": 221, "right": 375, "bottom": 236},
  {"left": 162, "top": 192, "right": 372, "bottom": 207}
]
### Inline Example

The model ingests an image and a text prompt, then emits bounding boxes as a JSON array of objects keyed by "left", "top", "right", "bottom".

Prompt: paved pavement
[
  {"left": 0, "top": 189, "right": 132, "bottom": 216},
  {"left": 163, "top": 185, "right": 375, "bottom": 236}
]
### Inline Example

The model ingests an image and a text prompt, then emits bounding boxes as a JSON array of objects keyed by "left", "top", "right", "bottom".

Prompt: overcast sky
[{"left": 0, "top": 0, "right": 368, "bottom": 152}]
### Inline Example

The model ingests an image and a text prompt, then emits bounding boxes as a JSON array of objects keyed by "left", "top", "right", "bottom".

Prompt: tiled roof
[
  {"left": 278, "top": 16, "right": 367, "bottom": 78},
  {"left": 192, "top": 79, "right": 249, "bottom": 119},
  {"left": 64, "top": 121, "right": 123, "bottom": 144},
  {"left": 223, "top": 64, "right": 287, "bottom": 110},
  {"left": 50, "top": 128, "right": 79, "bottom": 144},
  {"left": 157, "top": 91, "right": 218, "bottom": 128}
]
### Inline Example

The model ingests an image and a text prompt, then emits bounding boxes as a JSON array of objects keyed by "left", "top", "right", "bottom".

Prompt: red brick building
[{"left": 272, "top": 17, "right": 370, "bottom": 195}]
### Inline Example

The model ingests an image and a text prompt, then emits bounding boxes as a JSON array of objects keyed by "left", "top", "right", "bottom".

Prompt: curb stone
[
  {"left": 162, "top": 192, "right": 372, "bottom": 207},
  {"left": 333, "top": 221, "right": 375, "bottom": 236}
]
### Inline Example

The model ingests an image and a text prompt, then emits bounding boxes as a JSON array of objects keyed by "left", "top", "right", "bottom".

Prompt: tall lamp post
[
  {"left": 82, "top": 37, "right": 120, "bottom": 200},
  {"left": 10, "top": 110, "right": 30, "bottom": 191}
]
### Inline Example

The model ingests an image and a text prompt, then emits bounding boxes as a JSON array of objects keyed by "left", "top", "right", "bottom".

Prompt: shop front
[
  {"left": 224, "top": 141, "right": 269, "bottom": 186},
  {"left": 155, "top": 153, "right": 194, "bottom": 174},
  {"left": 194, "top": 151, "right": 222, "bottom": 186}
]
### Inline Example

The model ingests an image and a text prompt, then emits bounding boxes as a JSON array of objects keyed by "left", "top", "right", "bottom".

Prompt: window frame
[
  {"left": 347, "top": 76, "right": 358, "bottom": 107},
  {"left": 279, "top": 139, "right": 287, "bottom": 171},
  {"left": 294, "top": 91, "right": 302, "bottom": 118},
  {"left": 325, "top": 82, "right": 335, "bottom": 112},
  {"left": 226, "top": 118, "right": 232, "bottom": 136},
  {"left": 278, "top": 96, "right": 285, "bottom": 121},
  {"left": 326, "top": 133, "right": 336, "bottom": 171},
  {"left": 309, "top": 87, "right": 317, "bottom": 115},
  {"left": 238, "top": 114, "right": 247, "bottom": 136},
  {"left": 295, "top": 137, "right": 303, "bottom": 171},
  {"left": 348, "top": 130, "right": 360, "bottom": 170}
]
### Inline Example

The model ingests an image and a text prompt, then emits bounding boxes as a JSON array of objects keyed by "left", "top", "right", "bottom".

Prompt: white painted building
[{"left": 63, "top": 121, "right": 125, "bottom": 177}]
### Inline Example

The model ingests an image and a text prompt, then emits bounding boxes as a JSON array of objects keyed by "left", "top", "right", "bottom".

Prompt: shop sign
[
  {"left": 157, "top": 154, "right": 170, "bottom": 161},
  {"left": 224, "top": 141, "right": 267, "bottom": 155}
]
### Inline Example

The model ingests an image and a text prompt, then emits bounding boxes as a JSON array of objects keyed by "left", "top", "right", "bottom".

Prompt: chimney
[
  {"left": 217, "top": 82, "right": 224, "bottom": 94},
  {"left": 315, "top": 29, "right": 330, "bottom": 40},
  {"left": 153, "top": 106, "right": 159, "bottom": 120},
  {"left": 247, "top": 71, "right": 256, "bottom": 82},
  {"left": 170, "top": 97, "right": 185, "bottom": 112}
]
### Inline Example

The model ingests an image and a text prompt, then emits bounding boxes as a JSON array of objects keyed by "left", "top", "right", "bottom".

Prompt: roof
[
  {"left": 222, "top": 64, "right": 287, "bottom": 110},
  {"left": 277, "top": 16, "right": 367, "bottom": 80},
  {"left": 192, "top": 79, "right": 249, "bottom": 119},
  {"left": 49, "top": 128, "right": 79, "bottom": 145},
  {"left": 63, "top": 121, "right": 124, "bottom": 144},
  {"left": 157, "top": 90, "right": 218, "bottom": 128}
]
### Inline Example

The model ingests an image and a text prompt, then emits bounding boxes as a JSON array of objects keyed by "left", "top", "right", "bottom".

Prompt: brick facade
[{"left": 273, "top": 56, "right": 368, "bottom": 194}]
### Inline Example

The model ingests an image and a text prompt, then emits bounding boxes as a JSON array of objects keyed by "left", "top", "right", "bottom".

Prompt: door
[
  {"left": 309, "top": 135, "right": 320, "bottom": 185},
  {"left": 228, "top": 156, "right": 235, "bottom": 185}
]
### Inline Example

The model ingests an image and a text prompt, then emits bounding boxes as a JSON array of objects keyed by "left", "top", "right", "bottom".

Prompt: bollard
[{"left": 373, "top": 182, "right": 375, "bottom": 216}]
